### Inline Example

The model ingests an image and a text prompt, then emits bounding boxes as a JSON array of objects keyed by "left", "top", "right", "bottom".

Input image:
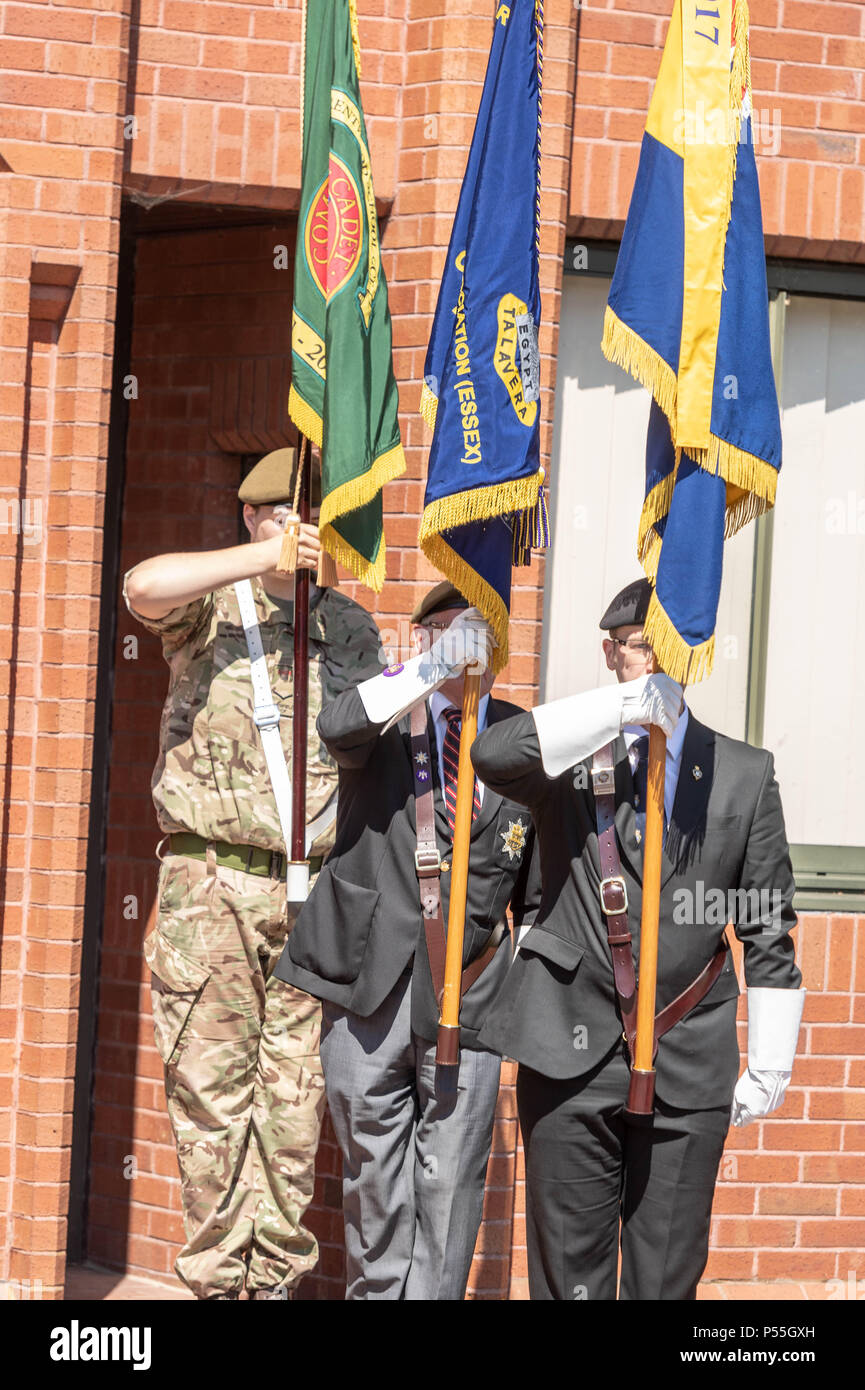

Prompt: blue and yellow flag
[
  {"left": 418, "top": 0, "right": 547, "bottom": 672},
  {"left": 602, "top": 0, "right": 780, "bottom": 682}
]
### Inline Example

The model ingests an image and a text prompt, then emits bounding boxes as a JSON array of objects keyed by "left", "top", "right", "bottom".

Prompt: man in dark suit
[
  {"left": 276, "top": 582, "right": 540, "bottom": 1299},
  {"left": 471, "top": 578, "right": 805, "bottom": 1301}
]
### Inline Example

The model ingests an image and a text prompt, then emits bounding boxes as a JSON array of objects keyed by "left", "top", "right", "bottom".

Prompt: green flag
[{"left": 289, "top": 0, "right": 405, "bottom": 590}]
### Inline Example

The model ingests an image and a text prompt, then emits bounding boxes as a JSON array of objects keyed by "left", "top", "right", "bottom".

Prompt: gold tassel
[
  {"left": 316, "top": 545, "right": 339, "bottom": 589},
  {"left": 276, "top": 515, "right": 300, "bottom": 574}
]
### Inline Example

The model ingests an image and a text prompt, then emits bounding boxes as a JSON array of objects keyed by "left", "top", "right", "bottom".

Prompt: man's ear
[
  {"left": 242, "top": 503, "right": 257, "bottom": 539},
  {"left": 602, "top": 638, "right": 616, "bottom": 672}
]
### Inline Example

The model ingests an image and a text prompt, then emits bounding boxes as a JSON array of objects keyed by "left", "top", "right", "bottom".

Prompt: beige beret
[
  {"left": 410, "top": 581, "right": 470, "bottom": 625},
  {"left": 238, "top": 448, "right": 298, "bottom": 506}
]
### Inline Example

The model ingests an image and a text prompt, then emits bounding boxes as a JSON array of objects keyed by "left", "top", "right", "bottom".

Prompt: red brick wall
[
  {"left": 708, "top": 916, "right": 865, "bottom": 1285},
  {"left": 569, "top": 0, "right": 865, "bottom": 258},
  {"left": 0, "top": 0, "right": 133, "bottom": 1300}
]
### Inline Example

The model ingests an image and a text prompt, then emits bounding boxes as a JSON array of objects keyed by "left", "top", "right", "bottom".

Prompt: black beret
[
  {"left": 410, "top": 581, "right": 470, "bottom": 624},
  {"left": 599, "top": 577, "right": 652, "bottom": 631}
]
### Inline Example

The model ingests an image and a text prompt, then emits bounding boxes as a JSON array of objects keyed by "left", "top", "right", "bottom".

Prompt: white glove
[
  {"left": 620, "top": 673, "right": 683, "bottom": 736},
  {"left": 532, "top": 673, "right": 683, "bottom": 779},
  {"left": 356, "top": 607, "right": 494, "bottom": 729},
  {"left": 730, "top": 987, "right": 806, "bottom": 1127}
]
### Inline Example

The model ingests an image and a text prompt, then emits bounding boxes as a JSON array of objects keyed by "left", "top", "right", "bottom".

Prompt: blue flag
[
  {"left": 418, "top": 0, "right": 547, "bottom": 672},
  {"left": 603, "top": 1, "right": 781, "bottom": 683}
]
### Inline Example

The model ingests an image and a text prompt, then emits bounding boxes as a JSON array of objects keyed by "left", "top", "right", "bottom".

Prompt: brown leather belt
[
  {"left": 410, "top": 703, "right": 501, "bottom": 1007},
  {"left": 592, "top": 741, "right": 728, "bottom": 1069}
]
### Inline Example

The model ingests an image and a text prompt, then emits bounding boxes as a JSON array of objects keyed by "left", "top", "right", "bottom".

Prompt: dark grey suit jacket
[
  {"left": 276, "top": 689, "right": 541, "bottom": 1051},
  {"left": 470, "top": 710, "right": 801, "bottom": 1107}
]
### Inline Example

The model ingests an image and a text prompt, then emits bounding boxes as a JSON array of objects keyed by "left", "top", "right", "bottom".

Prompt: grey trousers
[{"left": 319, "top": 972, "right": 502, "bottom": 1300}]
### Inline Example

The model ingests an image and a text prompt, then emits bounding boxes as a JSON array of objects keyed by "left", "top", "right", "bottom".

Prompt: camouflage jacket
[{"left": 125, "top": 574, "right": 383, "bottom": 856}]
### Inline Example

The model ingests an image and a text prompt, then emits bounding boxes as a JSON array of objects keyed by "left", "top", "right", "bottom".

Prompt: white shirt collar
[
  {"left": 622, "top": 704, "right": 689, "bottom": 762},
  {"left": 430, "top": 688, "right": 491, "bottom": 730}
]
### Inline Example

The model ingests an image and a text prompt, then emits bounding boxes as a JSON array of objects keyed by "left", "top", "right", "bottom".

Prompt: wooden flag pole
[
  {"left": 285, "top": 436, "right": 311, "bottom": 903},
  {"left": 435, "top": 665, "right": 483, "bottom": 1067},
  {"left": 291, "top": 440, "right": 310, "bottom": 862},
  {"left": 625, "top": 720, "right": 666, "bottom": 1119}
]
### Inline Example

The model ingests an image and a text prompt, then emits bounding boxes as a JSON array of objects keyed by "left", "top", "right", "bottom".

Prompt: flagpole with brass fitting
[
  {"left": 624, "top": 719, "right": 666, "bottom": 1120},
  {"left": 435, "top": 664, "right": 483, "bottom": 1067}
]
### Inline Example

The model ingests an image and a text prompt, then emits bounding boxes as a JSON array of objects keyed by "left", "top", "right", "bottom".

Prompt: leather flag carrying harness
[
  {"left": 234, "top": 578, "right": 311, "bottom": 901},
  {"left": 591, "top": 741, "right": 727, "bottom": 1109},
  {"left": 410, "top": 703, "right": 501, "bottom": 1005}
]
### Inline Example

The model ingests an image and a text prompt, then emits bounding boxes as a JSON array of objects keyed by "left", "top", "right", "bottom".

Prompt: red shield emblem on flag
[{"left": 304, "top": 154, "right": 364, "bottom": 301}]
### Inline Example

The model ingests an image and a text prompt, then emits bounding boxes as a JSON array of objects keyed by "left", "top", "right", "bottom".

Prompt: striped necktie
[{"left": 442, "top": 706, "right": 481, "bottom": 837}]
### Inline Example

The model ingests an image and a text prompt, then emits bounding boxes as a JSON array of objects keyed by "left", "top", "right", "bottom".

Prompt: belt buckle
[
  {"left": 591, "top": 765, "right": 615, "bottom": 796},
  {"left": 414, "top": 847, "right": 441, "bottom": 877},
  {"left": 253, "top": 702, "right": 281, "bottom": 730},
  {"left": 599, "top": 875, "right": 628, "bottom": 916}
]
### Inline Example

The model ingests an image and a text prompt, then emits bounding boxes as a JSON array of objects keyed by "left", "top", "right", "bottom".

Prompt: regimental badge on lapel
[{"left": 500, "top": 818, "right": 527, "bottom": 862}]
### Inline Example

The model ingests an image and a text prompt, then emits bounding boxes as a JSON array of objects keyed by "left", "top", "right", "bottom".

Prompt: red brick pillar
[{"left": 0, "top": 2, "right": 133, "bottom": 1299}]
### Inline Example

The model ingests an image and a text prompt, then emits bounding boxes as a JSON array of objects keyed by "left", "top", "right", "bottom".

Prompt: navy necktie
[
  {"left": 632, "top": 734, "right": 649, "bottom": 844},
  {"left": 442, "top": 707, "right": 481, "bottom": 837}
]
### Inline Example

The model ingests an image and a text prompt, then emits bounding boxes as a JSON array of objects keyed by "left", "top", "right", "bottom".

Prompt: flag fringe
[
  {"left": 418, "top": 469, "right": 545, "bottom": 541},
  {"left": 320, "top": 522, "right": 387, "bottom": 593},
  {"left": 348, "top": 0, "right": 363, "bottom": 76},
  {"left": 689, "top": 435, "right": 778, "bottom": 532},
  {"left": 288, "top": 384, "right": 323, "bottom": 451},
  {"left": 419, "top": 532, "right": 510, "bottom": 675},
  {"left": 637, "top": 468, "right": 677, "bottom": 563},
  {"left": 605, "top": 307, "right": 778, "bottom": 540},
  {"left": 601, "top": 306, "right": 679, "bottom": 429},
  {"left": 640, "top": 530, "right": 662, "bottom": 583},
  {"left": 318, "top": 439, "right": 406, "bottom": 529},
  {"left": 419, "top": 382, "right": 438, "bottom": 430},
  {"left": 643, "top": 590, "right": 716, "bottom": 685}
]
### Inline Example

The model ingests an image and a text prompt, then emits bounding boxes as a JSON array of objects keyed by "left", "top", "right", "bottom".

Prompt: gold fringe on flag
[
  {"left": 637, "top": 466, "right": 678, "bottom": 565},
  {"left": 419, "top": 382, "right": 438, "bottom": 430},
  {"left": 418, "top": 469, "right": 545, "bottom": 540},
  {"left": 318, "top": 440, "right": 406, "bottom": 531},
  {"left": 640, "top": 531, "right": 662, "bottom": 584},
  {"left": 602, "top": 306, "right": 679, "bottom": 430},
  {"left": 603, "top": 305, "right": 778, "bottom": 544},
  {"left": 643, "top": 589, "right": 716, "bottom": 686},
  {"left": 420, "top": 532, "right": 511, "bottom": 676},
  {"left": 288, "top": 383, "right": 323, "bottom": 451},
  {"left": 348, "top": 0, "right": 362, "bottom": 77},
  {"left": 320, "top": 521, "right": 387, "bottom": 592}
]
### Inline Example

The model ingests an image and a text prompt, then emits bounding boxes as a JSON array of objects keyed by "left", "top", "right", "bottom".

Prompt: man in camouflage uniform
[{"left": 124, "top": 448, "right": 383, "bottom": 1300}]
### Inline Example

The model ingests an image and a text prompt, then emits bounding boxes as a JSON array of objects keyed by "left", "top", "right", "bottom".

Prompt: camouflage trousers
[{"left": 144, "top": 851, "right": 325, "bottom": 1299}]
